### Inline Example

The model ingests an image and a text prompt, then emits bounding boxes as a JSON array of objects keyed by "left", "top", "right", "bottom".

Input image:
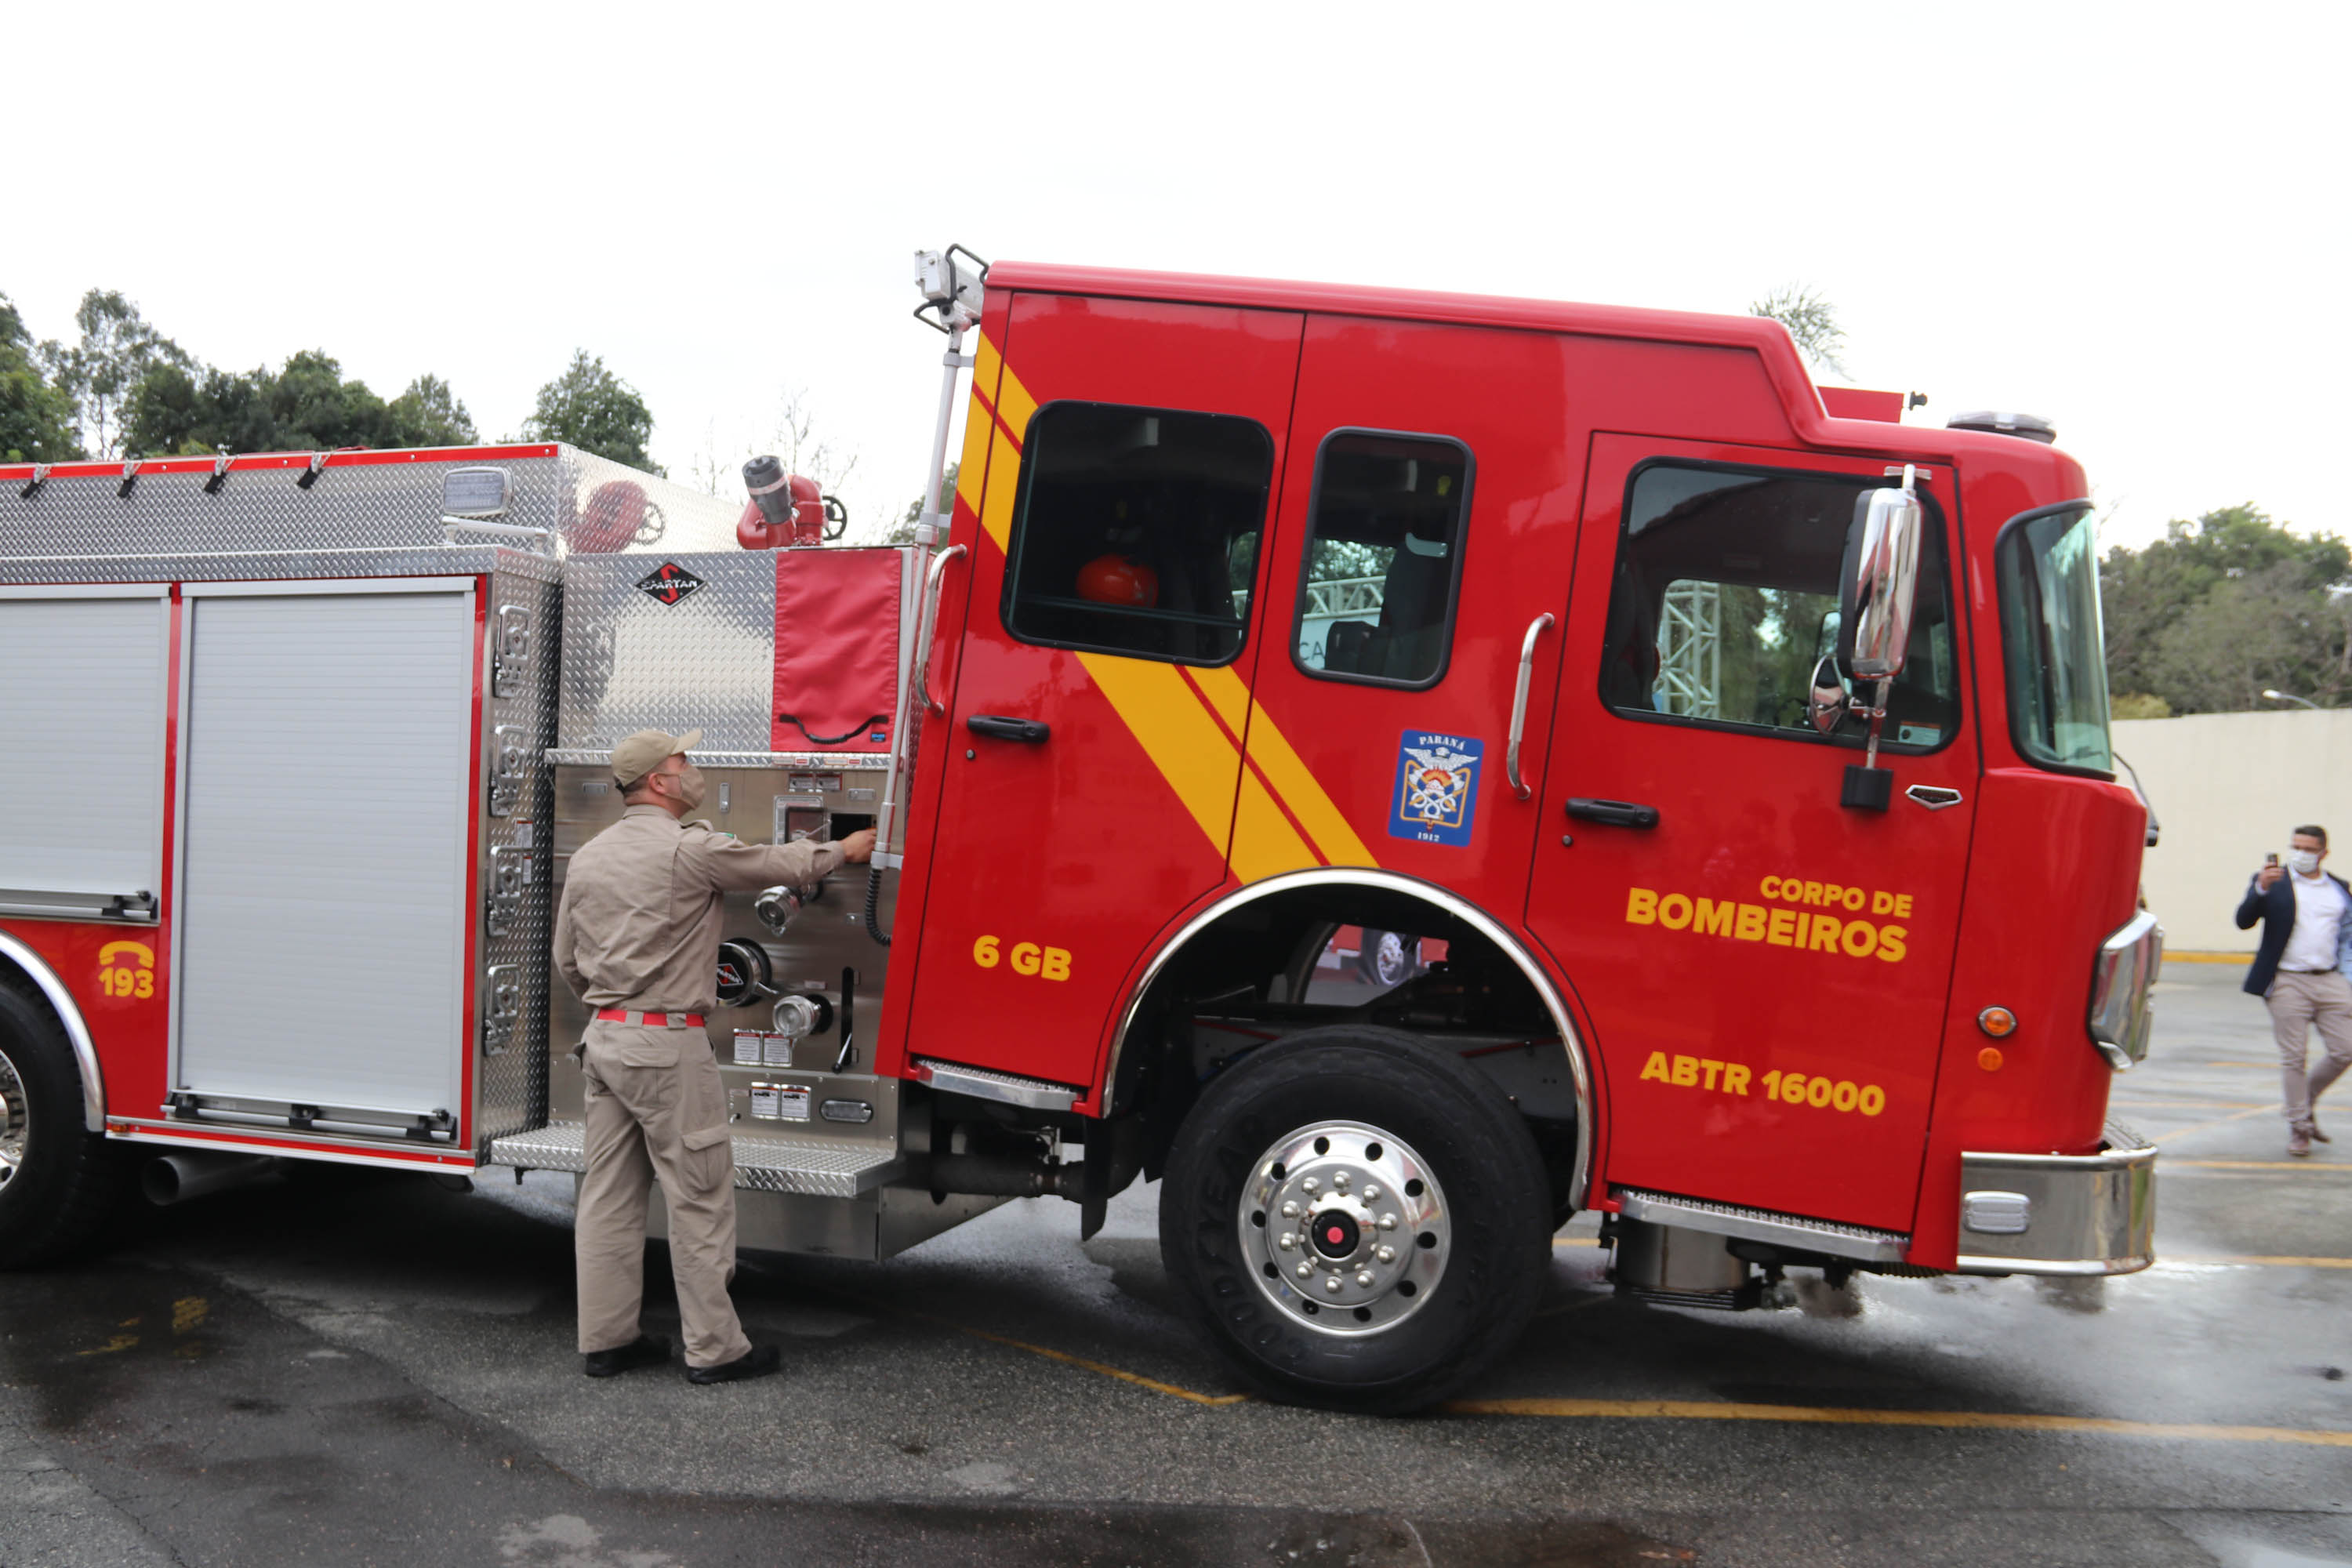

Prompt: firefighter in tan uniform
[{"left": 554, "top": 728, "right": 876, "bottom": 1383}]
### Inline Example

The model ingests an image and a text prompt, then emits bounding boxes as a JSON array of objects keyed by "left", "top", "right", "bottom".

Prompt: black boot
[
  {"left": 583, "top": 1334, "right": 671, "bottom": 1378},
  {"left": 686, "top": 1344, "right": 781, "bottom": 1385}
]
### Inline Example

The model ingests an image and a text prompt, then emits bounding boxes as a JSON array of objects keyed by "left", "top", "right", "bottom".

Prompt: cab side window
[
  {"left": 1293, "top": 432, "right": 1472, "bottom": 688},
  {"left": 1597, "top": 463, "right": 1960, "bottom": 749},
  {"left": 1003, "top": 401, "right": 1274, "bottom": 666}
]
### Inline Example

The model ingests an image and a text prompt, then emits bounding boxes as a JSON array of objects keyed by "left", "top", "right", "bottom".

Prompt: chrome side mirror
[
  {"left": 1835, "top": 466, "right": 1927, "bottom": 811},
  {"left": 1844, "top": 473, "right": 1924, "bottom": 684}
]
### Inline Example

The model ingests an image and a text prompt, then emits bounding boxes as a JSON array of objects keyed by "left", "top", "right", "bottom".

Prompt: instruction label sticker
[
  {"left": 1389, "top": 731, "right": 1483, "bottom": 847},
  {"left": 732, "top": 1030, "right": 765, "bottom": 1066},
  {"left": 763, "top": 1033, "right": 794, "bottom": 1068},
  {"left": 774, "top": 1083, "right": 811, "bottom": 1121}
]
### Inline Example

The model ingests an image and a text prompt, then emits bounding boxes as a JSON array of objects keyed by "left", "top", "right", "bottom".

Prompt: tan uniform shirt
[{"left": 554, "top": 804, "right": 847, "bottom": 1014}]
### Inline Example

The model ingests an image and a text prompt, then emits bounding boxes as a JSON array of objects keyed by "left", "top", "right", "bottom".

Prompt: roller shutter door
[
  {"left": 174, "top": 583, "right": 475, "bottom": 1120},
  {"left": 0, "top": 588, "right": 169, "bottom": 919}
]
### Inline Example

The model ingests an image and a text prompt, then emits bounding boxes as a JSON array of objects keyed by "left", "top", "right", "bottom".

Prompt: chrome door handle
[
  {"left": 914, "top": 544, "right": 967, "bottom": 717},
  {"left": 1507, "top": 612, "right": 1555, "bottom": 801}
]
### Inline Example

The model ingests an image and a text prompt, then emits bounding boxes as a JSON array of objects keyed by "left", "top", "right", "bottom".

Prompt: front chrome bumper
[{"left": 1953, "top": 1121, "right": 2156, "bottom": 1276}]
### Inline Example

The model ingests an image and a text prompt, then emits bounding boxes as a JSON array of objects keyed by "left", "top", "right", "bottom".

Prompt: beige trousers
[
  {"left": 2267, "top": 970, "right": 2352, "bottom": 1134},
  {"left": 575, "top": 1020, "right": 751, "bottom": 1369}
]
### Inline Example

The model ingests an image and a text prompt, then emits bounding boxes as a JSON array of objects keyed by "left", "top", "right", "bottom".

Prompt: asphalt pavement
[{"left": 3, "top": 960, "right": 2347, "bottom": 1567}]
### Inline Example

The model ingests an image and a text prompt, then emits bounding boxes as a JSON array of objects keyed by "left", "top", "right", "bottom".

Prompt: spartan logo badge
[{"left": 634, "top": 561, "right": 706, "bottom": 606}]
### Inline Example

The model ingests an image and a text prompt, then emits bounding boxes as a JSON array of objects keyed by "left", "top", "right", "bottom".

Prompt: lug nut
[
  {"left": 1301, "top": 1177, "right": 1319, "bottom": 1194},
  {"left": 1356, "top": 1270, "right": 1375, "bottom": 1288},
  {"left": 1280, "top": 1201, "right": 1301, "bottom": 1219},
  {"left": 1295, "top": 1261, "right": 1312, "bottom": 1279},
  {"left": 1379, "top": 1213, "right": 1399, "bottom": 1231},
  {"left": 1323, "top": 1276, "right": 1343, "bottom": 1294},
  {"left": 1363, "top": 1185, "right": 1381, "bottom": 1202},
  {"left": 1278, "top": 1233, "right": 1296, "bottom": 1251},
  {"left": 1332, "top": 1171, "right": 1349, "bottom": 1192},
  {"left": 1375, "top": 1245, "right": 1396, "bottom": 1264}
]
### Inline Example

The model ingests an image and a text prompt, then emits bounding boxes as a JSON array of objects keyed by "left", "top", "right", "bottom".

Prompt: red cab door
[
  {"left": 1526, "top": 436, "right": 1978, "bottom": 1234},
  {"left": 1232, "top": 317, "right": 1588, "bottom": 909},
  {"left": 904, "top": 292, "right": 1305, "bottom": 1091}
]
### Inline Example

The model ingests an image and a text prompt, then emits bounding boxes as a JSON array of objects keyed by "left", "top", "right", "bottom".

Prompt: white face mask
[{"left": 2288, "top": 848, "right": 2321, "bottom": 876}]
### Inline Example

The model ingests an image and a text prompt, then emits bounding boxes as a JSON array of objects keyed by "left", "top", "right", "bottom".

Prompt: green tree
[
  {"left": 386, "top": 375, "right": 477, "bottom": 446},
  {"left": 2100, "top": 504, "right": 2352, "bottom": 713},
  {"left": 0, "top": 293, "right": 81, "bottom": 462},
  {"left": 124, "top": 351, "right": 476, "bottom": 456},
  {"left": 41, "top": 289, "right": 191, "bottom": 457},
  {"left": 1751, "top": 284, "right": 1849, "bottom": 379},
  {"left": 522, "top": 350, "right": 661, "bottom": 474}
]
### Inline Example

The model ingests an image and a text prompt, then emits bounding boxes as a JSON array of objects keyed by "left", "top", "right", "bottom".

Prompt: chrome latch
[{"left": 483, "top": 964, "right": 524, "bottom": 1054}]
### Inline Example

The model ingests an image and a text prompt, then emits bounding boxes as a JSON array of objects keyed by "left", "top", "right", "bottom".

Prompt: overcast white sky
[{"left": 6, "top": 2, "right": 2342, "bottom": 552}]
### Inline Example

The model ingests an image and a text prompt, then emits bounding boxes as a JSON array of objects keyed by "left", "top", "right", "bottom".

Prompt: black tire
[
  {"left": 1159, "top": 1025, "right": 1552, "bottom": 1414},
  {"left": 0, "top": 982, "right": 125, "bottom": 1269}
]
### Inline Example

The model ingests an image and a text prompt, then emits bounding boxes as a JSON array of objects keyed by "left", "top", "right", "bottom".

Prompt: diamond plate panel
[
  {"left": 474, "top": 562, "right": 561, "bottom": 1152},
  {"left": 485, "top": 1119, "right": 901, "bottom": 1198},
  {"left": 0, "top": 446, "right": 744, "bottom": 582},
  {"left": 557, "top": 552, "right": 779, "bottom": 755}
]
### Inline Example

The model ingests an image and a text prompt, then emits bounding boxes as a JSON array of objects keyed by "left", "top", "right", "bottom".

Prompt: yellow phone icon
[{"left": 98, "top": 941, "right": 155, "bottom": 1000}]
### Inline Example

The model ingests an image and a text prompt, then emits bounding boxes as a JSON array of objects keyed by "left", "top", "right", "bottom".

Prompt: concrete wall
[{"left": 2112, "top": 709, "right": 2352, "bottom": 953}]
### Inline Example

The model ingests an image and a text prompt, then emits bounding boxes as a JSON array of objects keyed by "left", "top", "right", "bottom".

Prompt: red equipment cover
[{"left": 772, "top": 549, "right": 902, "bottom": 752}]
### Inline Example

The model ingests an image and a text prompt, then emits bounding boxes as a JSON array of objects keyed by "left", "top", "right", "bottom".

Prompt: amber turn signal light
[
  {"left": 1977, "top": 1006, "right": 2017, "bottom": 1038},
  {"left": 1977, "top": 1047, "right": 2005, "bottom": 1072}
]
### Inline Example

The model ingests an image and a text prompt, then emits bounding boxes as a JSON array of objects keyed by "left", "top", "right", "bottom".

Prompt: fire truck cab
[{"left": 0, "top": 252, "right": 2159, "bottom": 1413}]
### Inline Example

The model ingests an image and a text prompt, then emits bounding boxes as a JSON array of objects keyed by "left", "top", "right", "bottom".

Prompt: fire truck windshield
[{"left": 1996, "top": 501, "right": 2112, "bottom": 775}]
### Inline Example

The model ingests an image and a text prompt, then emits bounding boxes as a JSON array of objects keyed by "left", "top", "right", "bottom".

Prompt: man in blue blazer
[{"left": 2234, "top": 824, "right": 2352, "bottom": 1157}]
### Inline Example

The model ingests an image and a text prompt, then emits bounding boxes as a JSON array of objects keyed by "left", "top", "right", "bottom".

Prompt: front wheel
[
  {"left": 1159, "top": 1025, "right": 1552, "bottom": 1413},
  {"left": 0, "top": 985, "right": 125, "bottom": 1269}
]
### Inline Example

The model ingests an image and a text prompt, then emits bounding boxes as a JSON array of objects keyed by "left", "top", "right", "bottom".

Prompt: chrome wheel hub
[
  {"left": 0, "top": 1044, "right": 27, "bottom": 1191},
  {"left": 1241, "top": 1120, "right": 1450, "bottom": 1336}
]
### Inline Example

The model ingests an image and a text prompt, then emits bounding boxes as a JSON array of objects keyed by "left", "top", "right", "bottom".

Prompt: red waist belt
[{"left": 595, "top": 1008, "right": 707, "bottom": 1028}]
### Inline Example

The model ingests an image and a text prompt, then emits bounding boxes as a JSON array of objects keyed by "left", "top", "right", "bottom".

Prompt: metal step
[{"left": 486, "top": 1120, "right": 902, "bottom": 1200}]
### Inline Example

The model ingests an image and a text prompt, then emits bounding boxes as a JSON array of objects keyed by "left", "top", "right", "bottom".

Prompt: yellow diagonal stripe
[
  {"left": 955, "top": 334, "right": 1004, "bottom": 517},
  {"left": 1077, "top": 653, "right": 1243, "bottom": 857},
  {"left": 979, "top": 427, "right": 1020, "bottom": 554},
  {"left": 996, "top": 359, "right": 1040, "bottom": 448},
  {"left": 1229, "top": 767, "right": 1319, "bottom": 884},
  {"left": 1193, "top": 666, "right": 1375, "bottom": 869}
]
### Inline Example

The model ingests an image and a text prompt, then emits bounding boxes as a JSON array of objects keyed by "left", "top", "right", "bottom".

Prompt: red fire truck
[{"left": 0, "top": 249, "right": 2159, "bottom": 1411}]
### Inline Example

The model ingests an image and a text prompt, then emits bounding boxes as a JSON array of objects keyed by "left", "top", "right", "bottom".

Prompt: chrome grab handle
[
  {"left": 915, "top": 544, "right": 967, "bottom": 718},
  {"left": 1506, "top": 612, "right": 1555, "bottom": 801}
]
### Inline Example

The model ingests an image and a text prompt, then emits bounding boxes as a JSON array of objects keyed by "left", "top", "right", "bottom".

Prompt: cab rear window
[
  {"left": 1001, "top": 401, "right": 1274, "bottom": 666},
  {"left": 1598, "top": 461, "right": 1960, "bottom": 749},
  {"left": 1291, "top": 431, "right": 1472, "bottom": 688}
]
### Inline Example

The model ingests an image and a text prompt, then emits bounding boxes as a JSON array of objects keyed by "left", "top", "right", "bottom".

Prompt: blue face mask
[{"left": 2288, "top": 848, "right": 2321, "bottom": 877}]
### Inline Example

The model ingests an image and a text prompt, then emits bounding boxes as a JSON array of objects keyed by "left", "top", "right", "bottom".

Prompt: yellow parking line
[
  {"left": 1552, "top": 1236, "right": 1603, "bottom": 1247},
  {"left": 947, "top": 1322, "right": 1251, "bottom": 1405},
  {"left": 2155, "top": 1105, "right": 2279, "bottom": 1142},
  {"left": 2169, "top": 1160, "right": 2352, "bottom": 1171},
  {"left": 1443, "top": 1398, "right": 2352, "bottom": 1446}
]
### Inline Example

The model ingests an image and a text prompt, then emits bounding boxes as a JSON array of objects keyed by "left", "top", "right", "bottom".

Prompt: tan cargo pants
[
  {"left": 575, "top": 1019, "right": 752, "bottom": 1370},
  {"left": 2267, "top": 970, "right": 2352, "bottom": 1134}
]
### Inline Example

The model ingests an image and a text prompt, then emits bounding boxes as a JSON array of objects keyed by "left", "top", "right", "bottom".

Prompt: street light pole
[{"left": 2263, "top": 688, "right": 2323, "bottom": 710}]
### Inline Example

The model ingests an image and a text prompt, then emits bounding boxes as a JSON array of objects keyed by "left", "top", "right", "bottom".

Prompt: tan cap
[{"left": 611, "top": 728, "right": 702, "bottom": 789}]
